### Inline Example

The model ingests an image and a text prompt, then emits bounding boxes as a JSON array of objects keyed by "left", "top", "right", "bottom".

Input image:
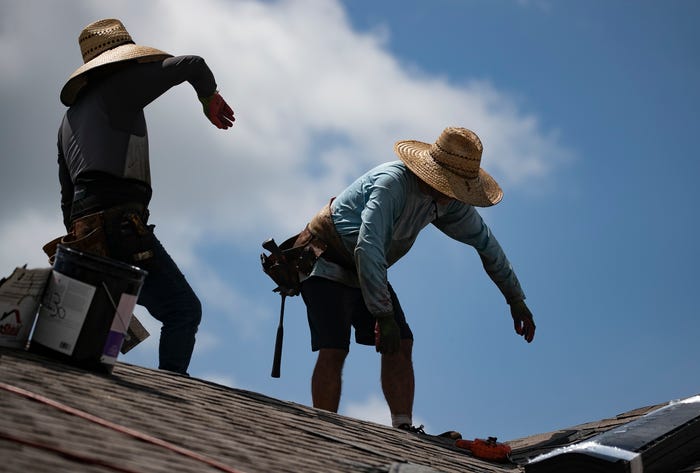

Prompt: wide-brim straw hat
[
  {"left": 394, "top": 127, "right": 503, "bottom": 207},
  {"left": 60, "top": 18, "right": 172, "bottom": 106}
]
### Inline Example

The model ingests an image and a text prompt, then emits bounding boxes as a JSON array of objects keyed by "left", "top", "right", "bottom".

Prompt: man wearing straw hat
[
  {"left": 54, "top": 18, "right": 235, "bottom": 375},
  {"left": 298, "top": 127, "right": 535, "bottom": 433}
]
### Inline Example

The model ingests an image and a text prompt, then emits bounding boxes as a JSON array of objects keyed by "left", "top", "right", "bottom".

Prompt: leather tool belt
[
  {"left": 43, "top": 203, "right": 149, "bottom": 265},
  {"left": 260, "top": 199, "right": 355, "bottom": 296}
]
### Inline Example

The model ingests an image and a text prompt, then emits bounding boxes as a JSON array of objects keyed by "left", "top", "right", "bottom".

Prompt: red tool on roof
[{"left": 455, "top": 436, "right": 512, "bottom": 463}]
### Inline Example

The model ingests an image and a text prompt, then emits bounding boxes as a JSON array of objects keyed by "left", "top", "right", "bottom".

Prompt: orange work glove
[{"left": 199, "top": 91, "right": 235, "bottom": 129}]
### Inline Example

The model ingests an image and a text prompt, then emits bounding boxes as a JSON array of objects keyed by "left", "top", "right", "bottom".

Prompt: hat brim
[
  {"left": 394, "top": 139, "right": 503, "bottom": 207},
  {"left": 60, "top": 43, "right": 172, "bottom": 106}
]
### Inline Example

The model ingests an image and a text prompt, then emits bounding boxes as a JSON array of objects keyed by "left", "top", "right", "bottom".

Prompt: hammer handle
[{"left": 271, "top": 293, "right": 286, "bottom": 378}]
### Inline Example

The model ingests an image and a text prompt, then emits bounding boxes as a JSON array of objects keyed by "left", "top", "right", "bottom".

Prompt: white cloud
[
  {"left": 0, "top": 212, "right": 64, "bottom": 271},
  {"left": 199, "top": 371, "right": 237, "bottom": 388},
  {"left": 2, "top": 0, "right": 570, "bottom": 237},
  {"left": 344, "top": 394, "right": 391, "bottom": 426},
  {"left": 0, "top": 0, "right": 571, "bottom": 355},
  {"left": 127, "top": 0, "right": 571, "bottom": 241},
  {"left": 343, "top": 393, "right": 429, "bottom": 431}
]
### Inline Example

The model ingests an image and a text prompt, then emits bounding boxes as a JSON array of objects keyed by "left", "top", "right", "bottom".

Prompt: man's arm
[
  {"left": 353, "top": 178, "right": 403, "bottom": 318},
  {"left": 434, "top": 203, "right": 535, "bottom": 342},
  {"left": 434, "top": 203, "right": 525, "bottom": 303},
  {"left": 352, "top": 174, "right": 407, "bottom": 354},
  {"left": 106, "top": 56, "right": 234, "bottom": 128}
]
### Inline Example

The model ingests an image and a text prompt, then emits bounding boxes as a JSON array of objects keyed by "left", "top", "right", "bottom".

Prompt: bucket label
[
  {"left": 101, "top": 292, "right": 138, "bottom": 365},
  {"left": 33, "top": 270, "right": 96, "bottom": 355}
]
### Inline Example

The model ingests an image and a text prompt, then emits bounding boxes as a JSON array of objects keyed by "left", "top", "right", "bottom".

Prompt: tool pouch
[
  {"left": 42, "top": 212, "right": 109, "bottom": 265},
  {"left": 110, "top": 211, "right": 155, "bottom": 264},
  {"left": 261, "top": 226, "right": 327, "bottom": 296}
]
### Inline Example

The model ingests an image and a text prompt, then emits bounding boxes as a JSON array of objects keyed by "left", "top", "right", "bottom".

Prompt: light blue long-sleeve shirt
[{"left": 309, "top": 161, "right": 525, "bottom": 318}]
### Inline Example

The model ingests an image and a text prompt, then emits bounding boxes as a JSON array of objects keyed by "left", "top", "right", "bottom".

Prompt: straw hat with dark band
[
  {"left": 60, "top": 19, "right": 172, "bottom": 106},
  {"left": 394, "top": 127, "right": 503, "bottom": 207}
]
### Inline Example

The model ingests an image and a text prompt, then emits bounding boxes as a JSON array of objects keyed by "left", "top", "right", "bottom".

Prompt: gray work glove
[
  {"left": 374, "top": 316, "right": 400, "bottom": 354},
  {"left": 510, "top": 299, "right": 536, "bottom": 343}
]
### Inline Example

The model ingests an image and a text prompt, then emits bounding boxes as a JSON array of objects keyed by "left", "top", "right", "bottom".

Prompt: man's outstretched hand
[
  {"left": 510, "top": 300, "right": 536, "bottom": 343},
  {"left": 200, "top": 92, "right": 235, "bottom": 129}
]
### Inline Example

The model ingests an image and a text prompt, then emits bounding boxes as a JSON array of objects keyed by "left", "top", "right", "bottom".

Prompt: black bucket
[{"left": 30, "top": 245, "right": 147, "bottom": 374}]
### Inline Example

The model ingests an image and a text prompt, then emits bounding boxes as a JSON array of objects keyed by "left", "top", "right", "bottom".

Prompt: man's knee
[
  {"left": 177, "top": 296, "right": 201, "bottom": 333},
  {"left": 151, "top": 291, "right": 201, "bottom": 333},
  {"left": 382, "top": 339, "right": 413, "bottom": 365},
  {"left": 317, "top": 348, "right": 348, "bottom": 369},
  {"left": 186, "top": 292, "right": 202, "bottom": 327},
  {"left": 400, "top": 338, "right": 413, "bottom": 358}
]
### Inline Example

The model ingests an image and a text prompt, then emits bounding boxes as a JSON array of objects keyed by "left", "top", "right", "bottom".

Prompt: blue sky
[{"left": 1, "top": 0, "right": 699, "bottom": 442}]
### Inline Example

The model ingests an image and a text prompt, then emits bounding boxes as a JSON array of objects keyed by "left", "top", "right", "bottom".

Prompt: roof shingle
[{"left": 2, "top": 347, "right": 699, "bottom": 473}]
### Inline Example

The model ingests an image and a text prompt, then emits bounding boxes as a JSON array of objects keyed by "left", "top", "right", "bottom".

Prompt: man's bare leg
[
  {"left": 381, "top": 339, "right": 415, "bottom": 424},
  {"left": 312, "top": 348, "right": 348, "bottom": 412}
]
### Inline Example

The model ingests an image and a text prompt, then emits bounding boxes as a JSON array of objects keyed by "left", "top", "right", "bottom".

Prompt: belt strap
[
  {"left": 308, "top": 198, "right": 355, "bottom": 269},
  {"left": 71, "top": 203, "right": 147, "bottom": 238}
]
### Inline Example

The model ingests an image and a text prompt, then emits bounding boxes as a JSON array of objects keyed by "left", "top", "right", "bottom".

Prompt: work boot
[{"left": 398, "top": 423, "right": 426, "bottom": 434}]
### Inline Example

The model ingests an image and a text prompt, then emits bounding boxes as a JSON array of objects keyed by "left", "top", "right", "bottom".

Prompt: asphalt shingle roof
[
  {"left": 2, "top": 347, "right": 699, "bottom": 473},
  {"left": 1, "top": 347, "right": 520, "bottom": 472}
]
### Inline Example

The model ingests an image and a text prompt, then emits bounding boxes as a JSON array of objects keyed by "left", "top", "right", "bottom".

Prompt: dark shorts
[{"left": 300, "top": 276, "right": 413, "bottom": 351}]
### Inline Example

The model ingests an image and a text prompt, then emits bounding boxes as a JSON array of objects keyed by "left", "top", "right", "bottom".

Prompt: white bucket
[{"left": 30, "top": 246, "right": 147, "bottom": 373}]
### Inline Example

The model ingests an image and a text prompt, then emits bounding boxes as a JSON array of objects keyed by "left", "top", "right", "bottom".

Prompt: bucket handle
[{"left": 101, "top": 282, "right": 132, "bottom": 334}]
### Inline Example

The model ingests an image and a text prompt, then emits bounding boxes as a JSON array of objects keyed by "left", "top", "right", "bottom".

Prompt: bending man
[{"left": 299, "top": 127, "right": 535, "bottom": 432}]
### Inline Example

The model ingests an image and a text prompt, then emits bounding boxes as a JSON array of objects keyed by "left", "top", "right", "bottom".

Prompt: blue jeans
[{"left": 135, "top": 235, "right": 201, "bottom": 375}]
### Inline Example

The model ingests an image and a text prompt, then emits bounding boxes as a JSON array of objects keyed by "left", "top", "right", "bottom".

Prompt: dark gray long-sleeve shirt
[{"left": 57, "top": 55, "right": 218, "bottom": 228}]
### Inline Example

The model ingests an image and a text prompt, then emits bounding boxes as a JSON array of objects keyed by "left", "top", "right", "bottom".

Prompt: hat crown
[
  {"left": 78, "top": 19, "right": 134, "bottom": 63},
  {"left": 429, "top": 127, "right": 483, "bottom": 179}
]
